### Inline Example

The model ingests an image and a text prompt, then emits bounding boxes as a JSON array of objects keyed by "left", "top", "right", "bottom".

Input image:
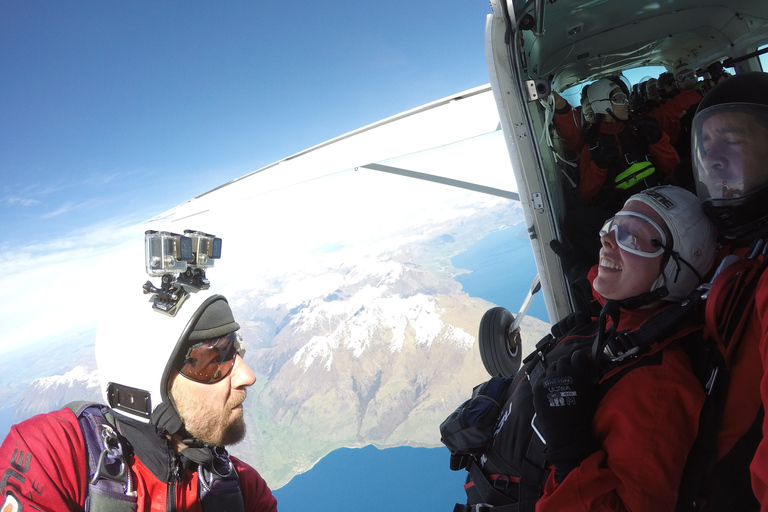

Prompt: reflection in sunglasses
[{"left": 179, "top": 332, "right": 238, "bottom": 384}]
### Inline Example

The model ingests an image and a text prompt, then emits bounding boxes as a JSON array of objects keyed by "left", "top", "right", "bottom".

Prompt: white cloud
[
  {"left": 41, "top": 199, "right": 102, "bottom": 219},
  {"left": 2, "top": 196, "right": 42, "bottom": 207},
  {"left": 0, "top": 91, "right": 517, "bottom": 357}
]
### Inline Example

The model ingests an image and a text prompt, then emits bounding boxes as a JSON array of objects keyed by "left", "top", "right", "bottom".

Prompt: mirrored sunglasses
[
  {"left": 599, "top": 211, "right": 667, "bottom": 258},
  {"left": 179, "top": 332, "right": 240, "bottom": 384}
]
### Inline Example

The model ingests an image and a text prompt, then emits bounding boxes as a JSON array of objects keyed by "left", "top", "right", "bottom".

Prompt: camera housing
[{"left": 143, "top": 230, "right": 223, "bottom": 316}]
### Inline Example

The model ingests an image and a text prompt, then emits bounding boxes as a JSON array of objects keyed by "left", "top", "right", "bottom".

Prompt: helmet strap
[
  {"left": 151, "top": 400, "right": 187, "bottom": 437},
  {"left": 651, "top": 239, "right": 703, "bottom": 286},
  {"left": 592, "top": 299, "right": 621, "bottom": 373},
  {"left": 606, "top": 107, "right": 622, "bottom": 123},
  {"left": 619, "top": 287, "right": 669, "bottom": 309}
]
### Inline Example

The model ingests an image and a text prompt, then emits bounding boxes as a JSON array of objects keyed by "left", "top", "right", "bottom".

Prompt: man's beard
[
  {"left": 174, "top": 388, "right": 249, "bottom": 446},
  {"left": 219, "top": 414, "right": 247, "bottom": 446}
]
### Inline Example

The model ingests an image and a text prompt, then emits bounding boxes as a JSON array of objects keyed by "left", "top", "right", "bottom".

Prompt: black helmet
[{"left": 692, "top": 72, "right": 768, "bottom": 241}]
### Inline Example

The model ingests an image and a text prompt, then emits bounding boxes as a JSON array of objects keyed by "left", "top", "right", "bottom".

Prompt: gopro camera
[
  {"left": 143, "top": 229, "right": 223, "bottom": 316},
  {"left": 145, "top": 231, "right": 194, "bottom": 276},
  {"left": 184, "top": 230, "right": 222, "bottom": 269}
]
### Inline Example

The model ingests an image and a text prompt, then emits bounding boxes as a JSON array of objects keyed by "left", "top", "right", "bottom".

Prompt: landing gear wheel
[{"left": 479, "top": 306, "right": 522, "bottom": 378}]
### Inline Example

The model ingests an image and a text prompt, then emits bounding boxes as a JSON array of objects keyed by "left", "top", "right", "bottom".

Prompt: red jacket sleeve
[
  {"left": 750, "top": 270, "right": 768, "bottom": 510},
  {"left": 648, "top": 89, "right": 701, "bottom": 146},
  {"left": 647, "top": 130, "right": 680, "bottom": 178},
  {"left": 536, "top": 346, "right": 705, "bottom": 512},
  {"left": 233, "top": 456, "right": 278, "bottom": 512},
  {"left": 554, "top": 106, "right": 585, "bottom": 154},
  {"left": 0, "top": 408, "right": 87, "bottom": 511},
  {"left": 578, "top": 143, "right": 607, "bottom": 204}
]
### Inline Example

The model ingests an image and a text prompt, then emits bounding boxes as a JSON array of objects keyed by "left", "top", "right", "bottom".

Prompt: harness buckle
[
  {"left": 492, "top": 475, "right": 512, "bottom": 492},
  {"left": 474, "top": 503, "right": 494, "bottom": 512},
  {"left": 91, "top": 424, "right": 128, "bottom": 488},
  {"left": 604, "top": 345, "right": 640, "bottom": 362}
]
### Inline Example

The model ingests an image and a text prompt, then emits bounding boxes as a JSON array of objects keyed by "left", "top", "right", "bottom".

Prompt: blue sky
[{"left": 1, "top": 1, "right": 492, "bottom": 247}]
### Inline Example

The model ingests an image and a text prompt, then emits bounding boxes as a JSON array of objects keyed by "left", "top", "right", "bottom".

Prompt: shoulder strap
[
  {"left": 66, "top": 402, "right": 137, "bottom": 512},
  {"left": 596, "top": 289, "right": 705, "bottom": 369},
  {"left": 199, "top": 447, "right": 246, "bottom": 512}
]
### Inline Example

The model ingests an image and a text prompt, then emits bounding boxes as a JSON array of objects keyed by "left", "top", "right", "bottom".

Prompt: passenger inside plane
[{"left": 548, "top": 63, "right": 731, "bottom": 308}]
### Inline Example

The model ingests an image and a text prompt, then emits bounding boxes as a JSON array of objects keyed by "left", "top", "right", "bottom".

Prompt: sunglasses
[
  {"left": 599, "top": 211, "right": 667, "bottom": 257},
  {"left": 179, "top": 331, "right": 242, "bottom": 384}
]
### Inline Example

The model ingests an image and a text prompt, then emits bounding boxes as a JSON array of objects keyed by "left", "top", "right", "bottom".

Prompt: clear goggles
[
  {"left": 599, "top": 211, "right": 667, "bottom": 257},
  {"left": 179, "top": 331, "right": 242, "bottom": 384},
  {"left": 610, "top": 92, "right": 629, "bottom": 106},
  {"left": 676, "top": 71, "right": 696, "bottom": 83}
]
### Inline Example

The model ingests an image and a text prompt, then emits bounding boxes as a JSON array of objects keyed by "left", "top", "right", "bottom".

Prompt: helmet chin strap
[
  {"left": 619, "top": 286, "right": 669, "bottom": 309},
  {"left": 606, "top": 107, "right": 622, "bottom": 123},
  {"left": 151, "top": 399, "right": 219, "bottom": 460},
  {"left": 151, "top": 400, "right": 190, "bottom": 439}
]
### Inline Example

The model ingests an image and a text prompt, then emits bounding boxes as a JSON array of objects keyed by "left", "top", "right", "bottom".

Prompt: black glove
[
  {"left": 550, "top": 311, "right": 592, "bottom": 339},
  {"left": 590, "top": 142, "right": 619, "bottom": 169},
  {"left": 632, "top": 115, "right": 662, "bottom": 144},
  {"left": 531, "top": 349, "right": 598, "bottom": 482}
]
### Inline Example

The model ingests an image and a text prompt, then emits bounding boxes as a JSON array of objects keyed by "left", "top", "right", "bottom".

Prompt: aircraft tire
[{"left": 479, "top": 306, "right": 522, "bottom": 378}]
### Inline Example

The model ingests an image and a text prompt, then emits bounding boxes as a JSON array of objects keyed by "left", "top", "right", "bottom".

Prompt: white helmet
[
  {"left": 95, "top": 286, "right": 240, "bottom": 429},
  {"left": 587, "top": 76, "right": 629, "bottom": 117},
  {"left": 624, "top": 185, "right": 716, "bottom": 301}
]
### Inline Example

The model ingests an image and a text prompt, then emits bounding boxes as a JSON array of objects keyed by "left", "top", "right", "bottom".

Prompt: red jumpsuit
[
  {"left": 704, "top": 245, "right": 768, "bottom": 510},
  {"left": 536, "top": 267, "right": 706, "bottom": 512},
  {"left": 648, "top": 89, "right": 702, "bottom": 146},
  {"left": 578, "top": 121, "right": 680, "bottom": 206},
  {"left": 753, "top": 266, "right": 768, "bottom": 511},
  {"left": 0, "top": 407, "right": 278, "bottom": 512}
]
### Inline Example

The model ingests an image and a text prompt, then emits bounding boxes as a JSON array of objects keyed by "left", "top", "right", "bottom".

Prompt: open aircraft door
[{"left": 484, "top": 1, "right": 572, "bottom": 324}]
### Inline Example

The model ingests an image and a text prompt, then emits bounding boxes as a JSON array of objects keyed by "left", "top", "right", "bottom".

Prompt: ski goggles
[
  {"left": 179, "top": 331, "right": 241, "bottom": 384},
  {"left": 610, "top": 92, "right": 629, "bottom": 106},
  {"left": 599, "top": 211, "right": 667, "bottom": 257}
]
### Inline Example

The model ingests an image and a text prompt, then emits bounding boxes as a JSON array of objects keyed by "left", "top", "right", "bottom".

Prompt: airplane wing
[{"left": 147, "top": 84, "right": 518, "bottom": 226}]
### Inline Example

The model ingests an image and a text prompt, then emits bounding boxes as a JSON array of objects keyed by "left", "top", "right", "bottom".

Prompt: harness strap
[
  {"left": 461, "top": 431, "right": 548, "bottom": 512},
  {"left": 67, "top": 402, "right": 137, "bottom": 512},
  {"left": 199, "top": 447, "right": 245, "bottom": 512},
  {"left": 466, "top": 460, "right": 519, "bottom": 507},
  {"left": 686, "top": 408, "right": 763, "bottom": 512},
  {"left": 518, "top": 430, "right": 548, "bottom": 512},
  {"left": 595, "top": 288, "right": 705, "bottom": 377}
]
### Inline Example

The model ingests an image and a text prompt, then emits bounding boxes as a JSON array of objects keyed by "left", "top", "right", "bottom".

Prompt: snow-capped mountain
[{"left": 6, "top": 197, "right": 547, "bottom": 490}]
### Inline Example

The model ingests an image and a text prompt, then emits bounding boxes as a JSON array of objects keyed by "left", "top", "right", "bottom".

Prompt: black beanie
[
  {"left": 187, "top": 296, "right": 240, "bottom": 341},
  {"left": 159, "top": 294, "right": 240, "bottom": 403}
]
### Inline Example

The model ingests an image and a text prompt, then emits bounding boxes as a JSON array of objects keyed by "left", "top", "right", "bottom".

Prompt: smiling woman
[
  {"left": 593, "top": 204, "right": 669, "bottom": 303},
  {"left": 594, "top": 186, "right": 715, "bottom": 306},
  {"left": 448, "top": 185, "right": 718, "bottom": 512}
]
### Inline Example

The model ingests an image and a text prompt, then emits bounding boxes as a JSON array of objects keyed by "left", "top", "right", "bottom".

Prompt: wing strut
[{"left": 359, "top": 163, "right": 520, "bottom": 201}]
